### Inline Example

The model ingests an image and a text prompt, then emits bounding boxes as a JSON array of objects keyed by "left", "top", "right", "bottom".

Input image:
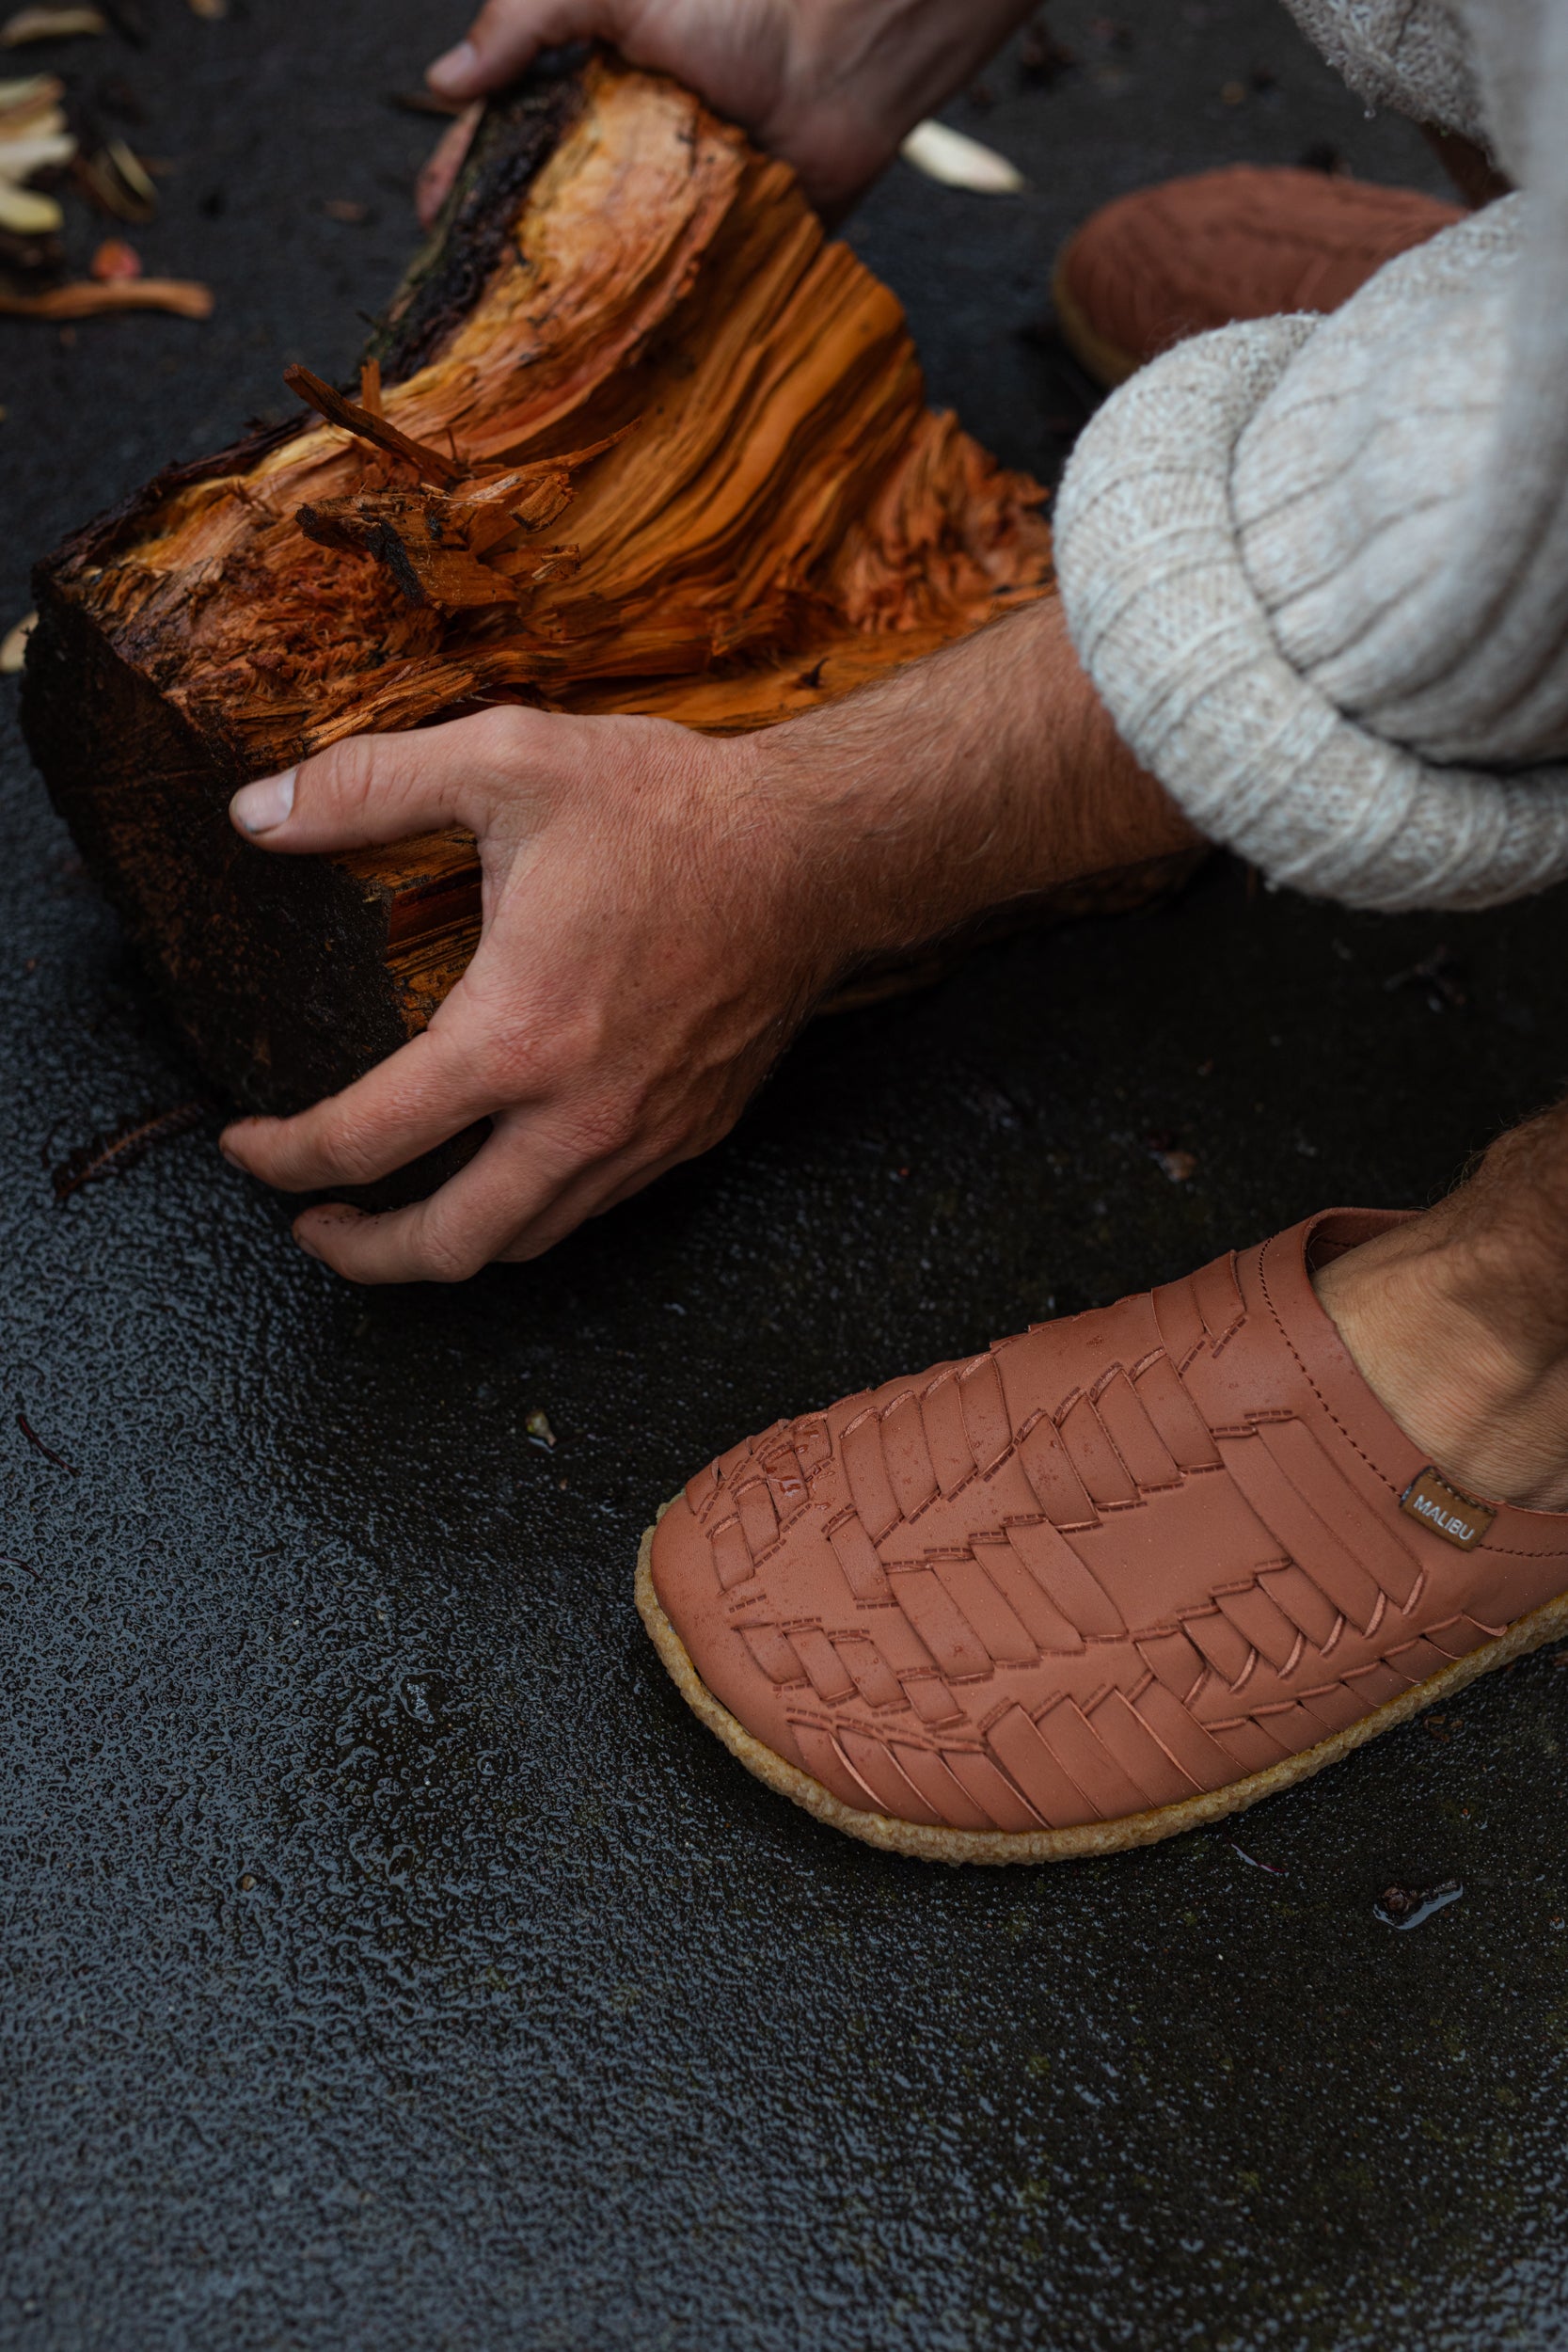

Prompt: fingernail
[
  {"left": 230, "top": 769, "right": 295, "bottom": 835},
  {"left": 427, "top": 39, "right": 478, "bottom": 93},
  {"left": 218, "top": 1142, "right": 245, "bottom": 1169}
]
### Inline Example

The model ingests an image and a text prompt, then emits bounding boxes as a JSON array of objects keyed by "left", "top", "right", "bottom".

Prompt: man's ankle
[{"left": 1314, "top": 1213, "right": 1568, "bottom": 1513}]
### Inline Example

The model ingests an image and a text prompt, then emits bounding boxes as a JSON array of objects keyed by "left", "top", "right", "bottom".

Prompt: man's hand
[
  {"left": 220, "top": 602, "right": 1196, "bottom": 1284},
  {"left": 425, "top": 0, "right": 1037, "bottom": 213},
  {"left": 219, "top": 707, "right": 834, "bottom": 1283}
]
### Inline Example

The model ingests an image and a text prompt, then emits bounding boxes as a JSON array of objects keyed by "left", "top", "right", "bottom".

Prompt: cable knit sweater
[{"left": 1053, "top": 0, "right": 1568, "bottom": 909}]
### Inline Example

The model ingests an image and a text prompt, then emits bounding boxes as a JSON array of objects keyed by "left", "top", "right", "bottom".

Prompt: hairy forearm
[{"left": 743, "top": 596, "right": 1198, "bottom": 989}]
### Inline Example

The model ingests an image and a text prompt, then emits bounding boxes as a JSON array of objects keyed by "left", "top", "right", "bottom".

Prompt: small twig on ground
[{"left": 15, "top": 1404, "right": 77, "bottom": 1473}]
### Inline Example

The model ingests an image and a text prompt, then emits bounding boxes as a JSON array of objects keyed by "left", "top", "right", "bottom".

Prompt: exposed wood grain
[{"left": 24, "top": 51, "right": 1068, "bottom": 1206}]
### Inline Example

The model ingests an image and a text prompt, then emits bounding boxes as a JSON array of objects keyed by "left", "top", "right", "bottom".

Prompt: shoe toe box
[{"left": 645, "top": 1486, "right": 813, "bottom": 1773}]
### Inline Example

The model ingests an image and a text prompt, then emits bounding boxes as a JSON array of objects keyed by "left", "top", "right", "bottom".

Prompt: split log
[{"left": 22, "top": 49, "right": 1185, "bottom": 1205}]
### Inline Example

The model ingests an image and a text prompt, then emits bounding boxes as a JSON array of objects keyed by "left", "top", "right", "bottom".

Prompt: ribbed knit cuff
[{"left": 1053, "top": 317, "right": 1568, "bottom": 913}]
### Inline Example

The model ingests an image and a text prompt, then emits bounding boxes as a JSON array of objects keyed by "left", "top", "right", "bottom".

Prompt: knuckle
[
  {"left": 414, "top": 1220, "right": 486, "bottom": 1285},
  {"left": 467, "top": 701, "right": 539, "bottom": 772},
  {"left": 312, "top": 1110, "right": 386, "bottom": 1186},
  {"left": 560, "top": 1089, "right": 643, "bottom": 1161},
  {"left": 300, "top": 734, "right": 385, "bottom": 824}
]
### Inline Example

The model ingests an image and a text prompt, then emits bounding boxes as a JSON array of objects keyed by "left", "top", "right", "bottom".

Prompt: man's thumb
[{"left": 229, "top": 725, "right": 475, "bottom": 854}]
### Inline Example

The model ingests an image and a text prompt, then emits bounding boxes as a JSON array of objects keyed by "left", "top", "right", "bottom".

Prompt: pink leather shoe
[
  {"left": 639, "top": 1212, "right": 1568, "bottom": 1861},
  {"left": 1053, "top": 166, "right": 1465, "bottom": 389}
]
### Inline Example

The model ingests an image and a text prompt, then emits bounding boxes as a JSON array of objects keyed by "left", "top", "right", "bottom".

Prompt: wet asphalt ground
[{"left": 7, "top": 5, "right": 1568, "bottom": 2347}]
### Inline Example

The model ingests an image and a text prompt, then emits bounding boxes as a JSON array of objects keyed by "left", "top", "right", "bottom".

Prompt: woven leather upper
[{"left": 648, "top": 1212, "right": 1568, "bottom": 1833}]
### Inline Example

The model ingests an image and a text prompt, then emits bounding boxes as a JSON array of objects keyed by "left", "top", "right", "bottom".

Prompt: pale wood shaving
[
  {"left": 899, "top": 119, "right": 1026, "bottom": 193},
  {"left": 0, "top": 125, "right": 75, "bottom": 178},
  {"left": 0, "top": 609, "right": 36, "bottom": 673},
  {"left": 1, "top": 6, "right": 106, "bottom": 44},
  {"left": 0, "top": 177, "right": 58, "bottom": 230}
]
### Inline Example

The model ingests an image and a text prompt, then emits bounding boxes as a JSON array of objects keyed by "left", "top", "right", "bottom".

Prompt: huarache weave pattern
[{"left": 645, "top": 1212, "right": 1568, "bottom": 1837}]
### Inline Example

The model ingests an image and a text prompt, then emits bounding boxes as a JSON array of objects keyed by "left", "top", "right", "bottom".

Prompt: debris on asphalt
[
  {"left": 1, "top": 6, "right": 105, "bottom": 44},
  {"left": 526, "top": 1409, "right": 557, "bottom": 1451},
  {"left": 0, "top": 69, "right": 73, "bottom": 232},
  {"left": 899, "top": 118, "right": 1026, "bottom": 192},
  {"left": 0, "top": 271, "right": 207, "bottom": 311},
  {"left": 87, "top": 229, "right": 135, "bottom": 274},
  {"left": 1227, "top": 1842, "right": 1285, "bottom": 1874},
  {"left": 1374, "top": 1880, "right": 1463, "bottom": 1930},
  {"left": 0, "top": 14, "right": 214, "bottom": 319},
  {"left": 1, "top": 607, "right": 35, "bottom": 669},
  {"left": 1146, "top": 1129, "right": 1197, "bottom": 1184},
  {"left": 73, "top": 133, "right": 157, "bottom": 220},
  {"left": 15, "top": 1403, "right": 78, "bottom": 1472},
  {"left": 1385, "top": 946, "right": 1466, "bottom": 1011},
  {"left": 51, "top": 1096, "right": 209, "bottom": 1203}
]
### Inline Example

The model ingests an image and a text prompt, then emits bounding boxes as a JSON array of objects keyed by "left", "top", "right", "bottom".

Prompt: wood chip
[
  {"left": 1, "top": 608, "right": 36, "bottom": 672},
  {"left": 0, "top": 177, "right": 58, "bottom": 230},
  {"left": 0, "top": 125, "right": 75, "bottom": 177},
  {"left": 1, "top": 6, "right": 106, "bottom": 43},
  {"left": 898, "top": 119, "right": 1025, "bottom": 193},
  {"left": 106, "top": 134, "right": 152, "bottom": 199},
  {"left": 0, "top": 273, "right": 211, "bottom": 316},
  {"left": 0, "top": 69, "right": 63, "bottom": 117}
]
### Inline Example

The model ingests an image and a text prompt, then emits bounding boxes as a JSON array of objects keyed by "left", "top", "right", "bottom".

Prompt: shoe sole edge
[{"left": 636, "top": 1508, "right": 1568, "bottom": 1864}]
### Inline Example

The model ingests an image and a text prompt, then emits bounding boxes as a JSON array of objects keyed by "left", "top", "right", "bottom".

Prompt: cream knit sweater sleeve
[{"left": 1053, "top": 0, "right": 1568, "bottom": 911}]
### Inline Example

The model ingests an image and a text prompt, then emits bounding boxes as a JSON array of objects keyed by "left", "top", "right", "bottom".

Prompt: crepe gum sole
[{"left": 635, "top": 1509, "right": 1568, "bottom": 1864}]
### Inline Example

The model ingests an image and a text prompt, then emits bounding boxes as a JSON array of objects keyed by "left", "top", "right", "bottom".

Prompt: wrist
[{"left": 736, "top": 600, "right": 1196, "bottom": 992}]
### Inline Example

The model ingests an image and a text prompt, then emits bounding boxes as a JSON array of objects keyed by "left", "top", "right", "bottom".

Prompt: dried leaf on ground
[
  {"left": 187, "top": 0, "right": 226, "bottom": 15},
  {"left": 899, "top": 118, "right": 1025, "bottom": 193},
  {"left": 0, "top": 608, "right": 36, "bottom": 671},
  {"left": 0, "top": 272, "right": 211, "bottom": 315},
  {"left": 1, "top": 5, "right": 105, "bottom": 42}
]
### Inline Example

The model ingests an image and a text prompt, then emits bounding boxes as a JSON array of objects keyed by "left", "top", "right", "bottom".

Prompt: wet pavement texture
[{"left": 4, "top": 5, "right": 1565, "bottom": 2348}]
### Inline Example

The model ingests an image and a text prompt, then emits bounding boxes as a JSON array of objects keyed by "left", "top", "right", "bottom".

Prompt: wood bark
[{"left": 21, "top": 49, "right": 1171, "bottom": 1204}]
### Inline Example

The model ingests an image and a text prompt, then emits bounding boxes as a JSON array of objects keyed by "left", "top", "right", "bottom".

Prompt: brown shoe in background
[{"left": 1053, "top": 165, "right": 1466, "bottom": 388}]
